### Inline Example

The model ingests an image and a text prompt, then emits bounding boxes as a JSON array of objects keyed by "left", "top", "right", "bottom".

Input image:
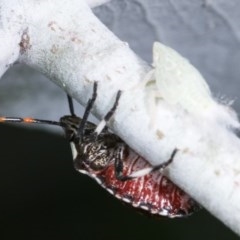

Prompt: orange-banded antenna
[{"left": 0, "top": 116, "right": 61, "bottom": 126}]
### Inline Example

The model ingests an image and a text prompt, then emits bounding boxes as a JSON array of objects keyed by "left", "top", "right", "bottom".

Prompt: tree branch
[{"left": 0, "top": 0, "right": 240, "bottom": 235}]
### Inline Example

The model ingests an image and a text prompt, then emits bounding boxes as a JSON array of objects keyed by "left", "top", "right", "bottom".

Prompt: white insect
[{"left": 144, "top": 42, "right": 239, "bottom": 129}]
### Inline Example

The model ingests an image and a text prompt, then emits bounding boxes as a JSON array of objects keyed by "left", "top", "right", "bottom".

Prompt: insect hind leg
[{"left": 115, "top": 148, "right": 178, "bottom": 181}]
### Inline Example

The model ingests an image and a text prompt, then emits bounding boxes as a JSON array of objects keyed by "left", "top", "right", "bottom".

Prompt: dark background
[{"left": 0, "top": 124, "right": 238, "bottom": 240}]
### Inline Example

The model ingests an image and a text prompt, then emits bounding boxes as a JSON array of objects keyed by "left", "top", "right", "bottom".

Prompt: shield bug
[{"left": 0, "top": 82, "right": 200, "bottom": 217}]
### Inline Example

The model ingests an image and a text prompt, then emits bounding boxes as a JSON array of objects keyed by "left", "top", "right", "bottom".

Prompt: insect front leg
[
  {"left": 78, "top": 82, "right": 98, "bottom": 142},
  {"left": 114, "top": 148, "right": 178, "bottom": 181},
  {"left": 92, "top": 90, "right": 122, "bottom": 138}
]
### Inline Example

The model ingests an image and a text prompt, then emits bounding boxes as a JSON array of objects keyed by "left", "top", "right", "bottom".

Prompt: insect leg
[
  {"left": 67, "top": 95, "right": 76, "bottom": 116},
  {"left": 115, "top": 148, "right": 178, "bottom": 181},
  {"left": 94, "top": 90, "right": 122, "bottom": 136},
  {"left": 78, "top": 82, "right": 98, "bottom": 141}
]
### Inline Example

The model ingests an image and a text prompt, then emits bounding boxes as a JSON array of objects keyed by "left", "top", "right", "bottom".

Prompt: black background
[{"left": 0, "top": 124, "right": 238, "bottom": 240}]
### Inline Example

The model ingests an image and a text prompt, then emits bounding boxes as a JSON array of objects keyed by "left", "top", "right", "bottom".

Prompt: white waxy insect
[
  {"left": 153, "top": 42, "right": 212, "bottom": 112},
  {"left": 144, "top": 42, "right": 239, "bottom": 128}
]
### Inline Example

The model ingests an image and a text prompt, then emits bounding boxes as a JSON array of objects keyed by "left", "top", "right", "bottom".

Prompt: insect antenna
[
  {"left": 0, "top": 116, "right": 61, "bottom": 126},
  {"left": 0, "top": 94, "right": 79, "bottom": 128}
]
